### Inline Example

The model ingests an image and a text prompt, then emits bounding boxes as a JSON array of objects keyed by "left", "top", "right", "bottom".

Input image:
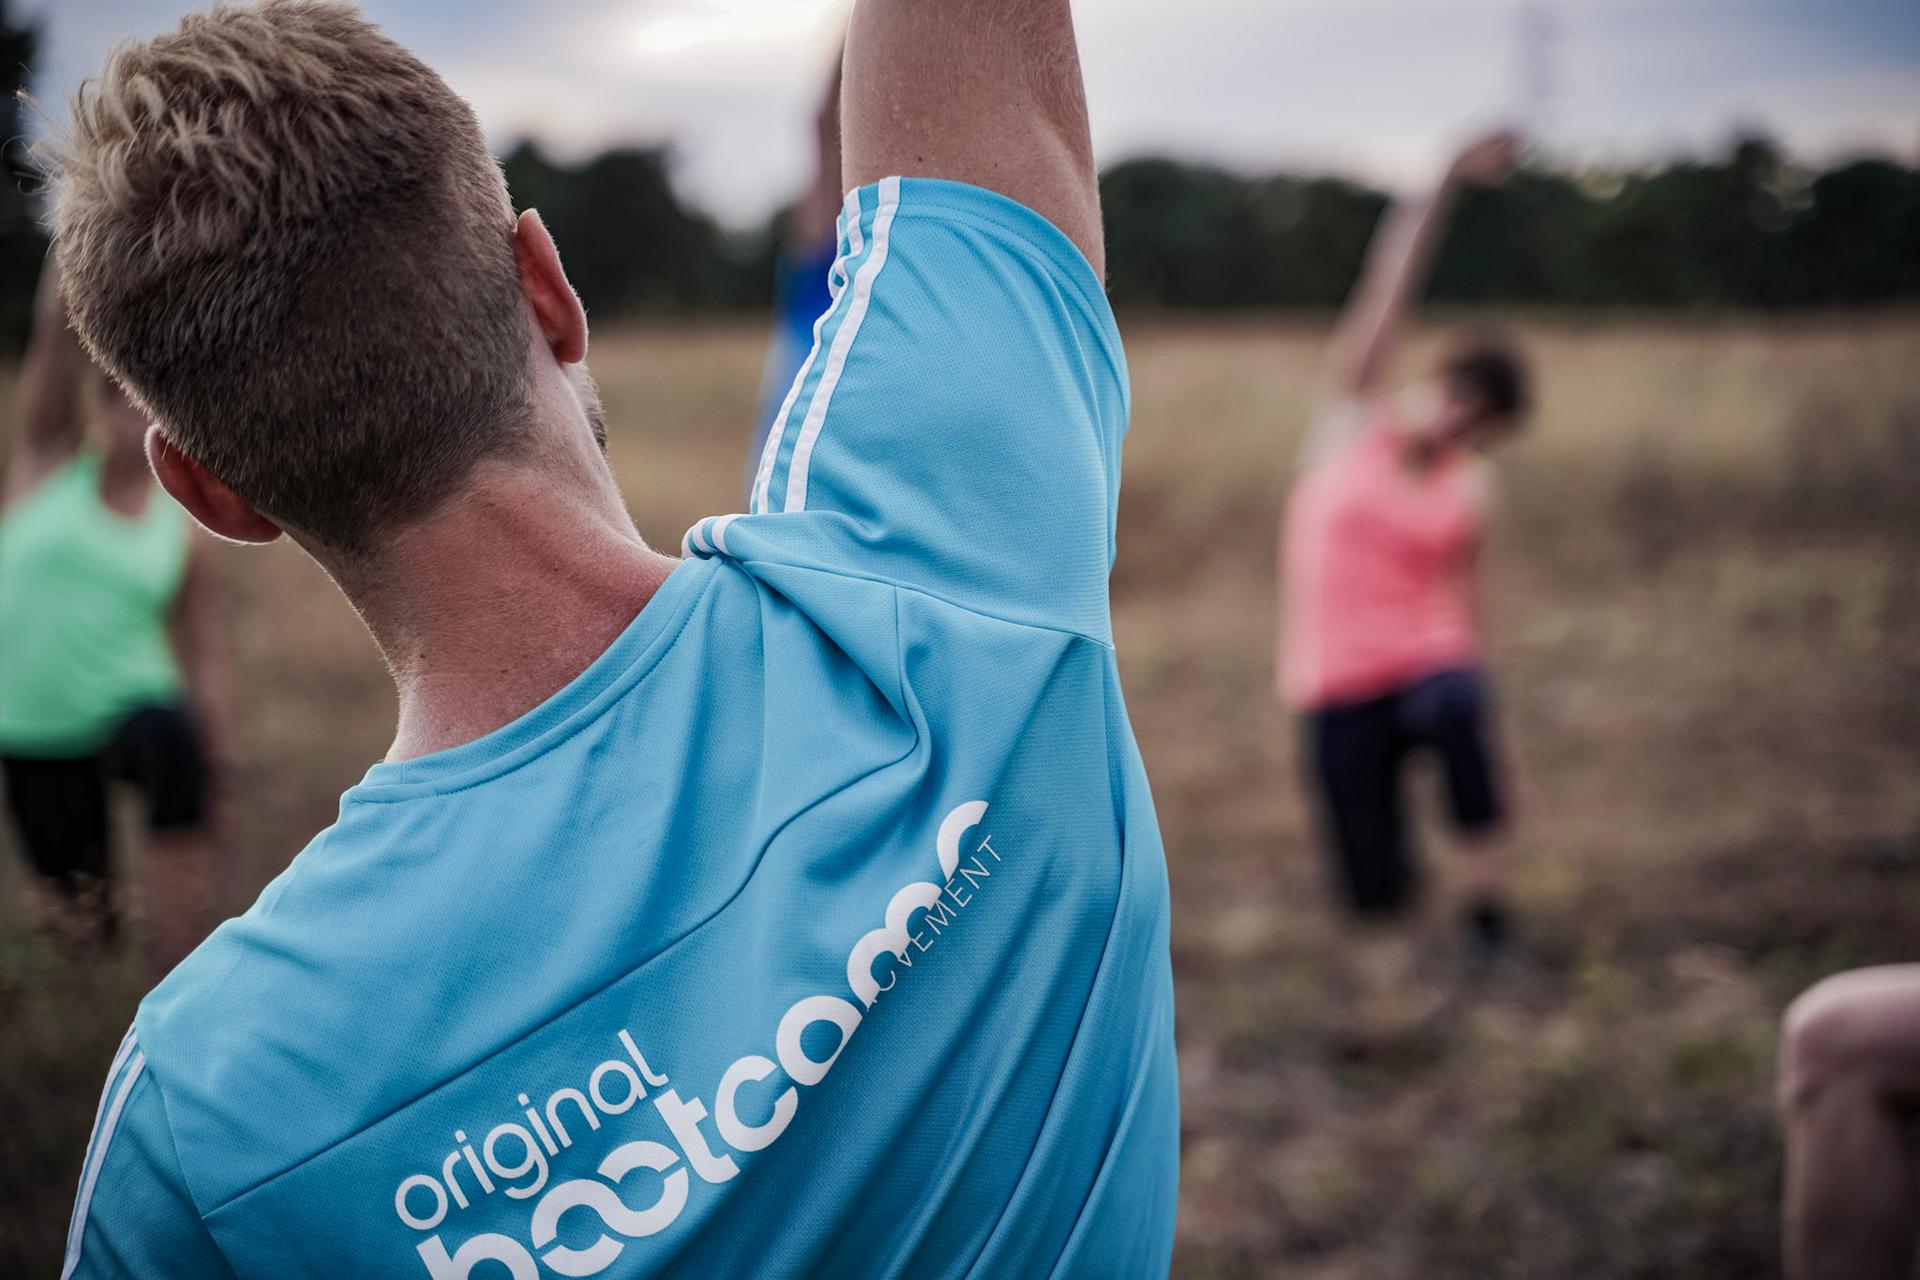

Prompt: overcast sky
[{"left": 21, "top": 0, "right": 1920, "bottom": 228}]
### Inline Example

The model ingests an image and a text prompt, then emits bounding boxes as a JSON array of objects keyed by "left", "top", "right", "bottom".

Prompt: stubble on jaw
[{"left": 568, "top": 362, "right": 609, "bottom": 452}]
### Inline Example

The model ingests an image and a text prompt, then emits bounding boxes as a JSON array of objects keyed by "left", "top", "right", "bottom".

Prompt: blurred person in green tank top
[{"left": 0, "top": 260, "right": 231, "bottom": 974}]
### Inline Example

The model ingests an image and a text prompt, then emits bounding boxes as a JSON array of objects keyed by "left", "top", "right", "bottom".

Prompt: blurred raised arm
[
  {"left": 1321, "top": 130, "right": 1517, "bottom": 402},
  {"left": 786, "top": 53, "right": 845, "bottom": 253},
  {"left": 841, "top": 0, "right": 1104, "bottom": 277},
  {"left": 6, "top": 258, "right": 90, "bottom": 501}
]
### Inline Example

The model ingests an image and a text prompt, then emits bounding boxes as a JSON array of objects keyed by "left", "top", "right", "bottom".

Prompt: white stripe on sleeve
[
  {"left": 750, "top": 186, "right": 867, "bottom": 516},
  {"left": 89, "top": 1031, "right": 138, "bottom": 1143},
  {"left": 783, "top": 176, "right": 901, "bottom": 514},
  {"left": 842, "top": 187, "right": 865, "bottom": 257},
  {"left": 63, "top": 1031, "right": 135, "bottom": 1253},
  {"left": 62, "top": 1046, "right": 148, "bottom": 1280},
  {"left": 708, "top": 513, "right": 743, "bottom": 555},
  {"left": 680, "top": 513, "right": 745, "bottom": 560}
]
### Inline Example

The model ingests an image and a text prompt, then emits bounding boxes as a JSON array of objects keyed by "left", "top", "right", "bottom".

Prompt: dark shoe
[{"left": 1462, "top": 899, "right": 1515, "bottom": 978}]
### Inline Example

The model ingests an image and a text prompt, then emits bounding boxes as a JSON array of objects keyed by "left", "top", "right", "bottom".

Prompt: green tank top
[{"left": 0, "top": 454, "right": 189, "bottom": 756}]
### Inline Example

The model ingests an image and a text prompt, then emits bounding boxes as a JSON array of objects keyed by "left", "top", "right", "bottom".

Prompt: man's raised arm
[{"left": 841, "top": 0, "right": 1104, "bottom": 278}]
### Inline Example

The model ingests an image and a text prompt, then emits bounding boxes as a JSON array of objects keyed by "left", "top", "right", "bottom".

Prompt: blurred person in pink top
[{"left": 1280, "top": 131, "right": 1531, "bottom": 960}]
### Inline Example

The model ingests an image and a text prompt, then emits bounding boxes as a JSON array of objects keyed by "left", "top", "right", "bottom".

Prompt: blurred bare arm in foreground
[
  {"left": 841, "top": 0, "right": 1103, "bottom": 277},
  {"left": 1305, "top": 130, "right": 1517, "bottom": 463},
  {"left": 1779, "top": 965, "right": 1920, "bottom": 1280},
  {"left": 7, "top": 259, "right": 89, "bottom": 502}
]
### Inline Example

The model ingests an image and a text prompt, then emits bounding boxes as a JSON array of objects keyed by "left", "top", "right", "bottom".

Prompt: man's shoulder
[
  {"left": 130, "top": 836, "right": 437, "bottom": 1212},
  {"left": 137, "top": 882, "right": 284, "bottom": 1059},
  {"left": 126, "top": 920, "right": 275, "bottom": 1215}
]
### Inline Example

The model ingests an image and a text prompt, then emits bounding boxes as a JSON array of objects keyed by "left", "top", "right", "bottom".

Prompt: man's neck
[{"left": 329, "top": 465, "right": 679, "bottom": 764}]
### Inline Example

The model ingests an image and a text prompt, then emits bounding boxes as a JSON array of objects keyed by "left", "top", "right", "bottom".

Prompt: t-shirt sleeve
[
  {"left": 61, "top": 1033, "right": 237, "bottom": 1280},
  {"left": 687, "top": 176, "right": 1130, "bottom": 643}
]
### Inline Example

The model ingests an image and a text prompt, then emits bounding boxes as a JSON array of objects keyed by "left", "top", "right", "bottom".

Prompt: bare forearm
[
  {"left": 1324, "top": 131, "right": 1516, "bottom": 399},
  {"left": 1364, "top": 176, "right": 1462, "bottom": 326},
  {"left": 1325, "top": 168, "right": 1464, "bottom": 395},
  {"left": 11, "top": 262, "right": 90, "bottom": 484},
  {"left": 842, "top": 0, "right": 1102, "bottom": 275},
  {"left": 786, "top": 59, "right": 845, "bottom": 250},
  {"left": 16, "top": 344, "right": 84, "bottom": 447}
]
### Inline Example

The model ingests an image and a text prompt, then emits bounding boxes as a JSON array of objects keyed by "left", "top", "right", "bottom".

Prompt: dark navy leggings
[{"left": 1303, "top": 668, "right": 1506, "bottom": 916}]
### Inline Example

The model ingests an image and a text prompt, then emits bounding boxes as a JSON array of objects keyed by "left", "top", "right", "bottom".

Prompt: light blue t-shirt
[{"left": 64, "top": 178, "right": 1179, "bottom": 1280}]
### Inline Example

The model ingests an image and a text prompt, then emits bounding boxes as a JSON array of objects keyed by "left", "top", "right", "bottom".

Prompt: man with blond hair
[{"left": 54, "top": 2, "right": 1177, "bottom": 1276}]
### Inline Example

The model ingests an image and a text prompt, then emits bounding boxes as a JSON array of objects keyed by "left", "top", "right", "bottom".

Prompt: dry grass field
[{"left": 2, "top": 315, "right": 1917, "bottom": 1277}]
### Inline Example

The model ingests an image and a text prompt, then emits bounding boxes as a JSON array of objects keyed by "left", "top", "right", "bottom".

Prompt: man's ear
[
  {"left": 146, "top": 426, "right": 282, "bottom": 544},
  {"left": 513, "top": 209, "right": 588, "bottom": 365}
]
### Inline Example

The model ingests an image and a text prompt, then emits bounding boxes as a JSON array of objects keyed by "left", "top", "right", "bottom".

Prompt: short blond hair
[{"left": 45, "top": 0, "right": 529, "bottom": 551}]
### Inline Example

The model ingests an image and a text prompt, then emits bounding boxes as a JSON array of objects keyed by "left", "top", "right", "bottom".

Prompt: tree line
[
  {"left": 438, "top": 136, "right": 1920, "bottom": 316},
  {"left": 3, "top": 0, "right": 1913, "bottom": 349},
  {"left": 1099, "top": 138, "right": 1920, "bottom": 311},
  {"left": 8, "top": 132, "right": 1914, "bottom": 353}
]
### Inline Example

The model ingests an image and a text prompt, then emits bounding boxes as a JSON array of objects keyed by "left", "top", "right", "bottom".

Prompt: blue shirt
[
  {"left": 747, "top": 239, "right": 838, "bottom": 503},
  {"left": 64, "top": 178, "right": 1179, "bottom": 1280}
]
